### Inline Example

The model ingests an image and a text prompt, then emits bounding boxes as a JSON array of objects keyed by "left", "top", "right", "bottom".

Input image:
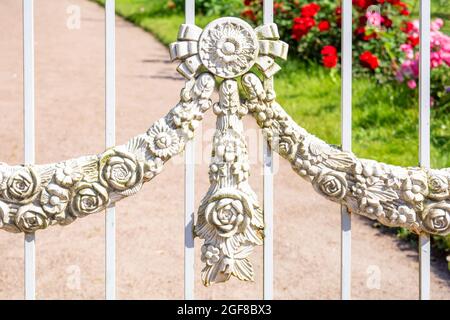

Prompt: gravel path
[{"left": 0, "top": 0, "right": 448, "bottom": 299}]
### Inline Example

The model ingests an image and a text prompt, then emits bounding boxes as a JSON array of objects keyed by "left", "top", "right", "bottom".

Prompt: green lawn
[{"left": 94, "top": 0, "right": 450, "bottom": 169}]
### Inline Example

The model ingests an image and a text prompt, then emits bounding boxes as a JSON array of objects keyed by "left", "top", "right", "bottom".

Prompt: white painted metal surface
[
  {"left": 263, "top": 0, "right": 274, "bottom": 301},
  {"left": 340, "top": 0, "right": 352, "bottom": 300},
  {"left": 23, "top": 0, "right": 36, "bottom": 301},
  {"left": 184, "top": 0, "right": 195, "bottom": 301},
  {"left": 419, "top": 0, "right": 431, "bottom": 301},
  {"left": 105, "top": 0, "right": 116, "bottom": 300}
]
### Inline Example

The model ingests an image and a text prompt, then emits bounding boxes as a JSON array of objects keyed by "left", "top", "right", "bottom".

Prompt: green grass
[{"left": 92, "top": 0, "right": 450, "bottom": 169}]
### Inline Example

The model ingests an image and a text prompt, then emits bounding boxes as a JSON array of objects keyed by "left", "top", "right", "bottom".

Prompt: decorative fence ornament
[{"left": 0, "top": 17, "right": 449, "bottom": 286}]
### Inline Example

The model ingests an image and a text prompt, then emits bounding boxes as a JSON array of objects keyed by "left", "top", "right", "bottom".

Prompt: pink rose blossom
[
  {"left": 366, "top": 11, "right": 382, "bottom": 27},
  {"left": 407, "top": 80, "right": 417, "bottom": 89},
  {"left": 396, "top": 18, "right": 449, "bottom": 91},
  {"left": 431, "top": 18, "right": 444, "bottom": 31}
]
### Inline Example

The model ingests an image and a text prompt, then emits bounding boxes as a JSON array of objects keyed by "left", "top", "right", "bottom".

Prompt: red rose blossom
[
  {"left": 291, "top": 16, "right": 316, "bottom": 40},
  {"left": 321, "top": 45, "right": 337, "bottom": 56},
  {"left": 244, "top": 0, "right": 252, "bottom": 6},
  {"left": 301, "top": 3, "right": 320, "bottom": 17},
  {"left": 400, "top": 9, "right": 410, "bottom": 16},
  {"left": 359, "top": 51, "right": 379, "bottom": 70},
  {"left": 323, "top": 54, "right": 338, "bottom": 68},
  {"left": 353, "top": 0, "right": 372, "bottom": 9},
  {"left": 382, "top": 16, "right": 392, "bottom": 28},
  {"left": 318, "top": 20, "right": 330, "bottom": 32},
  {"left": 355, "top": 26, "right": 377, "bottom": 41},
  {"left": 407, "top": 35, "right": 419, "bottom": 47},
  {"left": 241, "top": 9, "right": 256, "bottom": 21},
  {"left": 401, "top": 21, "right": 414, "bottom": 33}
]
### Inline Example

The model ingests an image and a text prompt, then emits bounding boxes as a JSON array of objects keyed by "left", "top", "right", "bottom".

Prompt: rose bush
[{"left": 242, "top": 0, "right": 449, "bottom": 109}]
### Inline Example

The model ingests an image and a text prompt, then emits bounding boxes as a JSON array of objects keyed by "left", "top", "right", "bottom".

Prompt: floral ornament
[
  {"left": 385, "top": 205, "right": 418, "bottom": 230},
  {"left": 201, "top": 244, "right": 221, "bottom": 266},
  {"left": 427, "top": 170, "right": 449, "bottom": 200},
  {"left": 198, "top": 18, "right": 259, "bottom": 78},
  {"left": 55, "top": 162, "right": 82, "bottom": 187},
  {"left": 401, "top": 171, "right": 428, "bottom": 208},
  {"left": 4, "top": 167, "right": 40, "bottom": 203},
  {"left": 271, "top": 124, "right": 299, "bottom": 159},
  {"left": 99, "top": 148, "right": 143, "bottom": 195},
  {"left": 231, "top": 162, "right": 249, "bottom": 184},
  {"left": 214, "top": 134, "right": 244, "bottom": 163},
  {"left": 198, "top": 188, "right": 263, "bottom": 244},
  {"left": 313, "top": 171, "right": 347, "bottom": 201},
  {"left": 0, "top": 201, "right": 9, "bottom": 231},
  {"left": 208, "top": 164, "right": 225, "bottom": 183},
  {"left": 143, "top": 157, "right": 164, "bottom": 181},
  {"left": 40, "top": 183, "right": 69, "bottom": 215},
  {"left": 169, "top": 17, "right": 288, "bottom": 79},
  {"left": 296, "top": 135, "right": 355, "bottom": 173},
  {"left": 213, "top": 80, "right": 247, "bottom": 116},
  {"left": 421, "top": 201, "right": 450, "bottom": 234},
  {"left": 359, "top": 197, "right": 384, "bottom": 219},
  {"left": 169, "top": 73, "right": 215, "bottom": 139},
  {"left": 146, "top": 120, "right": 181, "bottom": 160},
  {"left": 15, "top": 204, "right": 49, "bottom": 233},
  {"left": 70, "top": 182, "right": 109, "bottom": 217},
  {"left": 205, "top": 196, "right": 247, "bottom": 238}
]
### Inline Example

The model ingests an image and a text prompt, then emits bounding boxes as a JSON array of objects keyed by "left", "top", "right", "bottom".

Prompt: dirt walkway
[{"left": 0, "top": 0, "right": 448, "bottom": 300}]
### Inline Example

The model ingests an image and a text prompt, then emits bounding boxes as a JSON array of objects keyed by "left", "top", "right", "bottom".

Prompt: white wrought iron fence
[{"left": 17, "top": 0, "right": 433, "bottom": 300}]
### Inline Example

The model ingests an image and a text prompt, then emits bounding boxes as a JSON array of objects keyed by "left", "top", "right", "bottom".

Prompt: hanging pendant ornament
[{"left": 195, "top": 80, "right": 264, "bottom": 285}]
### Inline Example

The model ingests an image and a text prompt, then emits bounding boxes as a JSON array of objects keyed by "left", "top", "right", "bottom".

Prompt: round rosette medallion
[{"left": 198, "top": 17, "right": 259, "bottom": 79}]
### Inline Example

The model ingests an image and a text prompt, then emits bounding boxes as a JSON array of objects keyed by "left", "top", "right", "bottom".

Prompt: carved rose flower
[
  {"left": 15, "top": 205, "right": 48, "bottom": 233},
  {"left": 422, "top": 201, "right": 450, "bottom": 234},
  {"left": 70, "top": 182, "right": 109, "bottom": 216},
  {"left": 55, "top": 162, "right": 82, "bottom": 187},
  {"left": 313, "top": 172, "right": 347, "bottom": 200},
  {"left": 40, "top": 184, "right": 69, "bottom": 215},
  {"left": 204, "top": 189, "right": 258, "bottom": 239},
  {"left": 205, "top": 197, "right": 248, "bottom": 238},
  {"left": 147, "top": 120, "right": 180, "bottom": 160},
  {"left": 5, "top": 167, "right": 39, "bottom": 203},
  {"left": 99, "top": 149, "right": 143, "bottom": 192},
  {"left": 428, "top": 171, "right": 449, "bottom": 200},
  {"left": 201, "top": 244, "right": 220, "bottom": 266}
]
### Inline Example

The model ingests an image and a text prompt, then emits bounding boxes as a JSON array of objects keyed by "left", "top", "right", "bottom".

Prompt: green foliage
[{"left": 170, "top": 0, "right": 244, "bottom": 16}]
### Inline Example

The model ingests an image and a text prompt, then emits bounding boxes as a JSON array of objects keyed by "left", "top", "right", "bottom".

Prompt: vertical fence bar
[
  {"left": 105, "top": 0, "right": 116, "bottom": 300},
  {"left": 340, "top": 0, "right": 352, "bottom": 300},
  {"left": 23, "top": 0, "right": 36, "bottom": 301},
  {"left": 263, "top": 0, "right": 274, "bottom": 301},
  {"left": 184, "top": 0, "right": 195, "bottom": 301},
  {"left": 419, "top": 0, "right": 431, "bottom": 301}
]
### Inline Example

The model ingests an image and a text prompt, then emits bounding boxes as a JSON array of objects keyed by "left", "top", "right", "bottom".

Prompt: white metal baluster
[
  {"left": 105, "top": 0, "right": 116, "bottom": 300},
  {"left": 340, "top": 0, "right": 352, "bottom": 300},
  {"left": 23, "top": 0, "right": 36, "bottom": 301},
  {"left": 263, "top": 0, "right": 274, "bottom": 301},
  {"left": 419, "top": 0, "right": 431, "bottom": 301},
  {"left": 184, "top": 0, "right": 195, "bottom": 301}
]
